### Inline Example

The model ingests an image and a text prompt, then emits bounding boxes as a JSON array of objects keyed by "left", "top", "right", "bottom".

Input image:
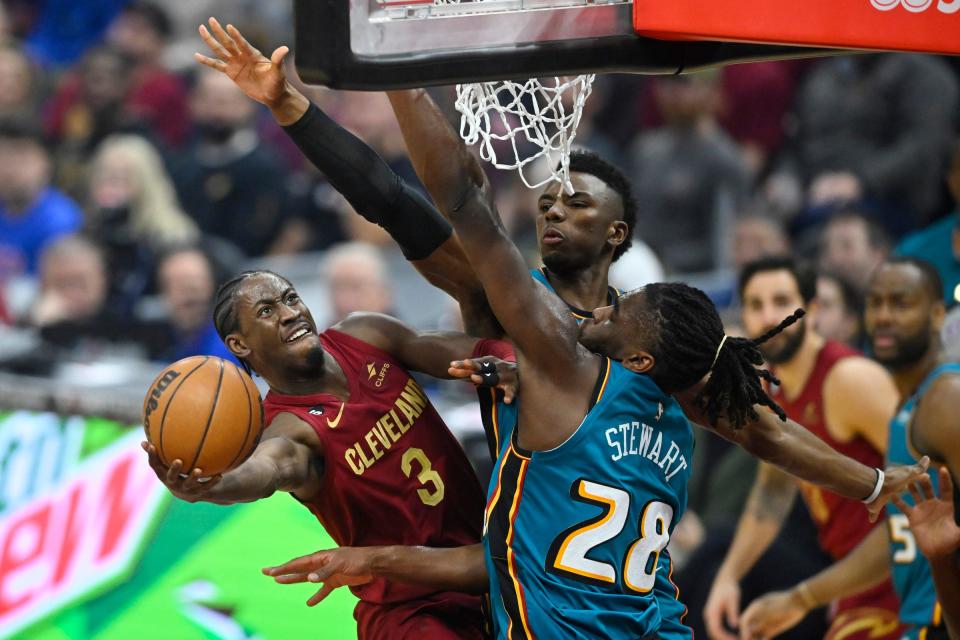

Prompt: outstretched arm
[
  {"left": 142, "top": 413, "right": 321, "bottom": 505},
  {"left": 263, "top": 543, "right": 488, "bottom": 606},
  {"left": 195, "top": 19, "right": 500, "bottom": 338},
  {"left": 679, "top": 394, "right": 929, "bottom": 521}
]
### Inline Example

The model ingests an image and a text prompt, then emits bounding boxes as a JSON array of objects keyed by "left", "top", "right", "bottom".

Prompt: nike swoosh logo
[{"left": 326, "top": 402, "right": 345, "bottom": 429}]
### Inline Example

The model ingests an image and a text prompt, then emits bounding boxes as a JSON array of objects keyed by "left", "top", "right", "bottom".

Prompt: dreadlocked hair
[
  {"left": 641, "top": 283, "right": 804, "bottom": 429},
  {"left": 212, "top": 270, "right": 291, "bottom": 375}
]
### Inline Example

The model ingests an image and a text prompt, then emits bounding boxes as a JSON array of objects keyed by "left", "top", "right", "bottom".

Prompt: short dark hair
[
  {"left": 828, "top": 208, "right": 891, "bottom": 252},
  {"left": 883, "top": 257, "right": 944, "bottom": 302},
  {"left": 738, "top": 256, "right": 817, "bottom": 305},
  {"left": 818, "top": 270, "right": 864, "bottom": 317},
  {"left": 121, "top": 2, "right": 173, "bottom": 39},
  {"left": 568, "top": 150, "right": 636, "bottom": 262},
  {"left": 641, "top": 282, "right": 800, "bottom": 428},
  {"left": 213, "top": 270, "right": 293, "bottom": 373}
]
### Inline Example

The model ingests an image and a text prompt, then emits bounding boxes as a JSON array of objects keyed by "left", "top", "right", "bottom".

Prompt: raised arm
[
  {"left": 195, "top": 19, "right": 500, "bottom": 337},
  {"left": 262, "top": 543, "right": 488, "bottom": 606},
  {"left": 142, "top": 413, "right": 321, "bottom": 505},
  {"left": 704, "top": 464, "right": 798, "bottom": 640}
]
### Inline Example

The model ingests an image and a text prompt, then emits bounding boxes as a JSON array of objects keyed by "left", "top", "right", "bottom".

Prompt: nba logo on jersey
[{"left": 308, "top": 405, "right": 324, "bottom": 416}]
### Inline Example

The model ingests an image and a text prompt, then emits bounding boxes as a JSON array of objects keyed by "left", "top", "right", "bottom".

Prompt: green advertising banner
[{"left": 0, "top": 411, "right": 358, "bottom": 639}]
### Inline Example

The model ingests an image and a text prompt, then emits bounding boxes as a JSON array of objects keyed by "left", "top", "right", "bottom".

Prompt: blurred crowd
[{"left": 0, "top": 1, "right": 958, "bottom": 635}]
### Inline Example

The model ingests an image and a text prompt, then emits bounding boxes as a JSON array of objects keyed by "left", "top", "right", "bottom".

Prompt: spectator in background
[
  {"left": 0, "top": 45, "right": 35, "bottom": 118},
  {"left": 85, "top": 134, "right": 198, "bottom": 310},
  {"left": 628, "top": 71, "right": 749, "bottom": 273},
  {"left": 155, "top": 245, "right": 236, "bottom": 363},
  {"left": 709, "top": 212, "right": 791, "bottom": 310},
  {"left": 44, "top": 46, "right": 140, "bottom": 196},
  {"left": 325, "top": 242, "right": 394, "bottom": 324},
  {"left": 771, "top": 55, "right": 958, "bottom": 230},
  {"left": 0, "top": 117, "right": 82, "bottom": 279},
  {"left": 26, "top": 234, "right": 108, "bottom": 331},
  {"left": 815, "top": 271, "right": 864, "bottom": 349},
  {"left": 105, "top": 2, "right": 189, "bottom": 149},
  {"left": 818, "top": 208, "right": 890, "bottom": 293},
  {"left": 896, "top": 138, "right": 960, "bottom": 307},
  {"left": 171, "top": 68, "right": 289, "bottom": 257}
]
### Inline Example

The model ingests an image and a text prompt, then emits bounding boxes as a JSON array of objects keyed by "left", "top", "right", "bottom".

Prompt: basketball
[{"left": 142, "top": 356, "right": 264, "bottom": 476}]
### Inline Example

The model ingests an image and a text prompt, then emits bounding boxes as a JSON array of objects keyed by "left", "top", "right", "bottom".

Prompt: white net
[{"left": 454, "top": 74, "right": 596, "bottom": 193}]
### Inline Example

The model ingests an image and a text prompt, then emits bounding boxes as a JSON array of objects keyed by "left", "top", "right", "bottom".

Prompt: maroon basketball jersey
[
  {"left": 771, "top": 340, "right": 885, "bottom": 559},
  {"left": 263, "top": 328, "right": 485, "bottom": 606}
]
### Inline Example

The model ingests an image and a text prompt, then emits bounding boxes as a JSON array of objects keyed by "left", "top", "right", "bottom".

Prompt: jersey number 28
[{"left": 546, "top": 478, "right": 674, "bottom": 593}]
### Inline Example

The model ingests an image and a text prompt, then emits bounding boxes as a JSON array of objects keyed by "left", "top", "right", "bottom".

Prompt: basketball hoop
[{"left": 454, "top": 74, "right": 596, "bottom": 193}]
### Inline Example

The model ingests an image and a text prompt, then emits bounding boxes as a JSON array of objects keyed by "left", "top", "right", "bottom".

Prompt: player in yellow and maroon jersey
[
  {"left": 705, "top": 256, "right": 903, "bottom": 640},
  {"left": 143, "top": 269, "right": 517, "bottom": 639}
]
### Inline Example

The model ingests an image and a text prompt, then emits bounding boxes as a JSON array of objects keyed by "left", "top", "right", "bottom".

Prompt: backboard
[{"left": 293, "top": 0, "right": 839, "bottom": 89}]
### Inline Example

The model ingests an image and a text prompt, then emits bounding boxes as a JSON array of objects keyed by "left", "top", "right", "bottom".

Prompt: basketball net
[{"left": 454, "top": 74, "right": 596, "bottom": 193}]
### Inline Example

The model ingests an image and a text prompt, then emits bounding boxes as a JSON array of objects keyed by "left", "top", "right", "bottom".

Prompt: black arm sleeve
[{"left": 282, "top": 102, "right": 452, "bottom": 260}]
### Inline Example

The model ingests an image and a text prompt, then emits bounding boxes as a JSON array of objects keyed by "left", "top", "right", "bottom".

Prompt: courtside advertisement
[{"left": 0, "top": 412, "right": 357, "bottom": 639}]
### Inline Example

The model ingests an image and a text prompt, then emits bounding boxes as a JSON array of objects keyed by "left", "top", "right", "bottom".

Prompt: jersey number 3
[
  {"left": 546, "top": 479, "right": 674, "bottom": 592},
  {"left": 401, "top": 447, "right": 445, "bottom": 506}
]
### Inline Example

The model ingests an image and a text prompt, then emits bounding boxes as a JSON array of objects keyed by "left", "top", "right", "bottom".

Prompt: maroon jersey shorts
[
  {"left": 355, "top": 595, "right": 486, "bottom": 640},
  {"left": 826, "top": 580, "right": 904, "bottom": 640}
]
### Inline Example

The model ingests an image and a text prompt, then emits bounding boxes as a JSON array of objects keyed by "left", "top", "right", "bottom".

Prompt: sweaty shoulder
[{"left": 264, "top": 410, "right": 323, "bottom": 452}]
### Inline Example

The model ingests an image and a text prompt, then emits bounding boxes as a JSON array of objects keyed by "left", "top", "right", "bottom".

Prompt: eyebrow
[{"left": 252, "top": 287, "right": 294, "bottom": 307}]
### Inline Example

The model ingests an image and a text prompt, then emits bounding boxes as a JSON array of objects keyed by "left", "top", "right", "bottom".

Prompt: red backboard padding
[{"left": 634, "top": 0, "right": 960, "bottom": 55}]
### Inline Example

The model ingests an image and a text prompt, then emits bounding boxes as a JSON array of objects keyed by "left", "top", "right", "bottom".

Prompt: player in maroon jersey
[
  {"left": 704, "top": 256, "right": 903, "bottom": 640},
  {"left": 142, "top": 269, "right": 514, "bottom": 640}
]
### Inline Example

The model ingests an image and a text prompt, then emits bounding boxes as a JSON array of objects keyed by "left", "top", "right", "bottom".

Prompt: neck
[
  {"left": 265, "top": 347, "right": 350, "bottom": 398},
  {"left": 775, "top": 331, "right": 824, "bottom": 397},
  {"left": 544, "top": 262, "right": 612, "bottom": 311},
  {"left": 891, "top": 346, "right": 942, "bottom": 399}
]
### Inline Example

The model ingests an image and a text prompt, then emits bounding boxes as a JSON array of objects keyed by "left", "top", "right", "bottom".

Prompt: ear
[
  {"left": 607, "top": 220, "right": 629, "bottom": 250},
  {"left": 621, "top": 351, "right": 655, "bottom": 374},
  {"left": 932, "top": 300, "right": 947, "bottom": 333},
  {"left": 804, "top": 299, "right": 819, "bottom": 325},
  {"left": 226, "top": 334, "right": 251, "bottom": 360}
]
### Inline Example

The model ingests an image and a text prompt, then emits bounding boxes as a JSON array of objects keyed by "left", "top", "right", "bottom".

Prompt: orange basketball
[{"left": 142, "top": 356, "right": 264, "bottom": 476}]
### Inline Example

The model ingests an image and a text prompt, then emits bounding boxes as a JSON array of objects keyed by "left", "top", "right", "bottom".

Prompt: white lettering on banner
[
  {"left": 0, "top": 428, "right": 167, "bottom": 639},
  {"left": 870, "top": 0, "right": 959, "bottom": 13}
]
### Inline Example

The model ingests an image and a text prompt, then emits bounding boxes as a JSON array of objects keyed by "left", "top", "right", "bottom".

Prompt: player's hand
[
  {"left": 449, "top": 356, "right": 518, "bottom": 404},
  {"left": 262, "top": 547, "right": 375, "bottom": 607},
  {"left": 892, "top": 467, "right": 960, "bottom": 560},
  {"left": 867, "top": 457, "right": 931, "bottom": 522},
  {"left": 195, "top": 17, "right": 289, "bottom": 110},
  {"left": 739, "top": 588, "right": 808, "bottom": 640},
  {"left": 704, "top": 572, "right": 742, "bottom": 640},
  {"left": 141, "top": 441, "right": 222, "bottom": 503}
]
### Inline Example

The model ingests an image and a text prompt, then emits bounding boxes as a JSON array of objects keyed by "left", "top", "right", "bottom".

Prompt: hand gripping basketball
[{"left": 142, "top": 441, "right": 223, "bottom": 503}]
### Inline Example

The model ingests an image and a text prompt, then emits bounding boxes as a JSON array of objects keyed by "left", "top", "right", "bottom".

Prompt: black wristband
[{"left": 477, "top": 361, "right": 500, "bottom": 388}]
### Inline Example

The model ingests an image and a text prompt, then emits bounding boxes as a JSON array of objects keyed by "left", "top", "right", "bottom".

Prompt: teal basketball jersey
[
  {"left": 886, "top": 363, "right": 960, "bottom": 632},
  {"left": 481, "top": 357, "right": 694, "bottom": 639},
  {"left": 530, "top": 267, "right": 620, "bottom": 323}
]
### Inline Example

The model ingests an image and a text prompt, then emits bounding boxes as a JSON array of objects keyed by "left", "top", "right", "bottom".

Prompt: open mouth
[{"left": 284, "top": 325, "right": 313, "bottom": 343}]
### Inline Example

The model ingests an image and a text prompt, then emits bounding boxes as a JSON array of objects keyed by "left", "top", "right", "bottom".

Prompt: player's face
[
  {"left": 536, "top": 172, "right": 626, "bottom": 275},
  {"left": 740, "top": 269, "right": 808, "bottom": 365},
  {"left": 231, "top": 274, "right": 324, "bottom": 377},
  {"left": 865, "top": 264, "right": 943, "bottom": 370},
  {"left": 579, "top": 290, "right": 653, "bottom": 368}
]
